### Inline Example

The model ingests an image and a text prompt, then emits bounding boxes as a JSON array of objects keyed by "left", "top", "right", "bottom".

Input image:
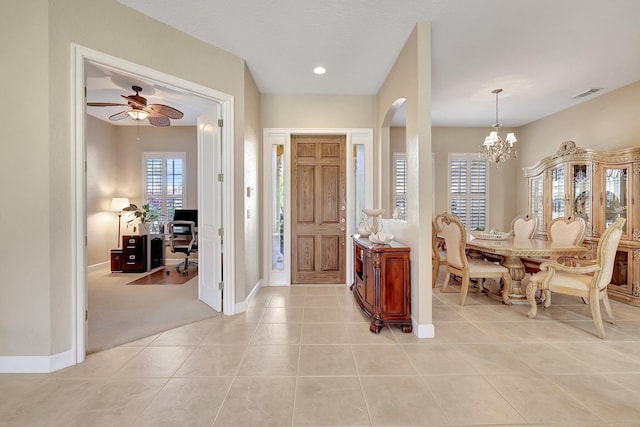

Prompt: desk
[{"left": 465, "top": 237, "right": 587, "bottom": 303}]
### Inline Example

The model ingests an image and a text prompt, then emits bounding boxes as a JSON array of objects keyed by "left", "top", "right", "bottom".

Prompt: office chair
[{"left": 166, "top": 220, "right": 198, "bottom": 276}]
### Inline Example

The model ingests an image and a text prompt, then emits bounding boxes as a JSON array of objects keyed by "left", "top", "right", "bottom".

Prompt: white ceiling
[{"left": 91, "top": 0, "right": 640, "bottom": 127}]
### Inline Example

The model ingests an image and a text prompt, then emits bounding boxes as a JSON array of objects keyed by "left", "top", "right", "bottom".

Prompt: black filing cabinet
[{"left": 122, "top": 235, "right": 147, "bottom": 273}]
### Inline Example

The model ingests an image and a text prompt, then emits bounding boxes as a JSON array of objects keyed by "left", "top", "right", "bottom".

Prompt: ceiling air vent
[{"left": 572, "top": 88, "right": 603, "bottom": 99}]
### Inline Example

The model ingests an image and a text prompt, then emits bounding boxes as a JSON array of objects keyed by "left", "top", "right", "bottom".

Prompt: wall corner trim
[{"left": 412, "top": 319, "right": 435, "bottom": 338}]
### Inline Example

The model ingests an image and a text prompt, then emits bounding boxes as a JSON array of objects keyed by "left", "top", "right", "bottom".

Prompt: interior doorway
[{"left": 73, "top": 45, "right": 234, "bottom": 364}]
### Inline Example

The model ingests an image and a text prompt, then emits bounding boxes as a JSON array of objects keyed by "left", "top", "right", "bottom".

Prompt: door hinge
[
  {"left": 218, "top": 228, "right": 224, "bottom": 237},
  {"left": 85, "top": 310, "right": 88, "bottom": 321},
  {"left": 218, "top": 281, "right": 224, "bottom": 290},
  {"left": 84, "top": 86, "right": 87, "bottom": 98},
  {"left": 218, "top": 173, "right": 224, "bottom": 182},
  {"left": 85, "top": 235, "right": 88, "bottom": 246},
  {"left": 218, "top": 119, "right": 223, "bottom": 127}
]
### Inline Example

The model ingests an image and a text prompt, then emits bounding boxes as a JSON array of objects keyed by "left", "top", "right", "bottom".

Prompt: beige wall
[
  {"left": 260, "top": 94, "right": 376, "bottom": 129},
  {"left": 376, "top": 23, "right": 433, "bottom": 332},
  {"left": 86, "top": 116, "right": 118, "bottom": 266},
  {"left": 0, "top": 0, "right": 51, "bottom": 355},
  {"left": 2, "top": 0, "right": 250, "bottom": 357},
  {"left": 516, "top": 81, "right": 640, "bottom": 213},
  {"left": 432, "top": 127, "right": 518, "bottom": 231},
  {"left": 243, "top": 64, "right": 262, "bottom": 300}
]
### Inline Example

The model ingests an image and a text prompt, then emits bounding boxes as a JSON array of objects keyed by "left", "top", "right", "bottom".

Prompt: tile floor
[{"left": 2, "top": 281, "right": 640, "bottom": 426}]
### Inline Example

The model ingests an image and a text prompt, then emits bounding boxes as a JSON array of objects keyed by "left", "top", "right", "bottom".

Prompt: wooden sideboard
[
  {"left": 523, "top": 141, "right": 640, "bottom": 306},
  {"left": 351, "top": 235, "right": 412, "bottom": 333}
]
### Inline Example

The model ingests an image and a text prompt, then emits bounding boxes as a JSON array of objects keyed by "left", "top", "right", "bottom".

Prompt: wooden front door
[{"left": 291, "top": 134, "right": 346, "bottom": 284}]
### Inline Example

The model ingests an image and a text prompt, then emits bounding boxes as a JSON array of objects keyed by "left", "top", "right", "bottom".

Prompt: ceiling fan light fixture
[
  {"left": 313, "top": 66, "right": 326, "bottom": 75},
  {"left": 127, "top": 109, "right": 149, "bottom": 121}
]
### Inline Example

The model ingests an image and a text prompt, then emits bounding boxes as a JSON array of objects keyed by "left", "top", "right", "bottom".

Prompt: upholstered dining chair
[
  {"left": 511, "top": 213, "right": 538, "bottom": 239},
  {"left": 432, "top": 220, "right": 447, "bottom": 288},
  {"left": 484, "top": 213, "right": 538, "bottom": 264},
  {"left": 437, "top": 212, "right": 512, "bottom": 305},
  {"left": 521, "top": 215, "right": 586, "bottom": 274},
  {"left": 525, "top": 217, "right": 625, "bottom": 339}
]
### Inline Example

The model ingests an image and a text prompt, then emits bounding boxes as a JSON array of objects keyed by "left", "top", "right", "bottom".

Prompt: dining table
[{"left": 464, "top": 236, "right": 588, "bottom": 304}]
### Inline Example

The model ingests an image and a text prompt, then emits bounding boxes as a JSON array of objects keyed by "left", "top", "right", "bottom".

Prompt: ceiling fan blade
[
  {"left": 148, "top": 115, "right": 170, "bottom": 127},
  {"left": 87, "top": 102, "right": 128, "bottom": 107},
  {"left": 147, "top": 104, "right": 184, "bottom": 119},
  {"left": 109, "top": 111, "right": 130, "bottom": 121},
  {"left": 122, "top": 94, "right": 147, "bottom": 107}
]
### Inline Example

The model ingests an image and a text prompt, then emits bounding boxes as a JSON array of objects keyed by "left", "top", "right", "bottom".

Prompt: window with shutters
[
  {"left": 143, "top": 152, "right": 186, "bottom": 223},
  {"left": 448, "top": 153, "right": 488, "bottom": 230},
  {"left": 393, "top": 152, "right": 407, "bottom": 221}
]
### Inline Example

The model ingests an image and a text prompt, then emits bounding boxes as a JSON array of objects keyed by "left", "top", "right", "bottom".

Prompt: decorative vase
[
  {"left": 358, "top": 208, "right": 385, "bottom": 237},
  {"left": 138, "top": 222, "right": 150, "bottom": 235}
]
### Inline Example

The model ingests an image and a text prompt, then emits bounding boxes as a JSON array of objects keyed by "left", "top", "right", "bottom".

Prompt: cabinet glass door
[
  {"left": 604, "top": 166, "right": 628, "bottom": 234},
  {"left": 550, "top": 165, "right": 565, "bottom": 219},
  {"left": 529, "top": 175, "right": 543, "bottom": 232},
  {"left": 571, "top": 164, "right": 591, "bottom": 235}
]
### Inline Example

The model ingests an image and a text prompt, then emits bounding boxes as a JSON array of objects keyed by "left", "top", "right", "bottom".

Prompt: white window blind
[
  {"left": 448, "top": 153, "right": 488, "bottom": 230},
  {"left": 143, "top": 152, "right": 186, "bottom": 222},
  {"left": 393, "top": 152, "right": 407, "bottom": 221}
]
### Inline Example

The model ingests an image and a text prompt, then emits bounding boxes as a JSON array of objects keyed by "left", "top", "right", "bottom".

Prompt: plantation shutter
[
  {"left": 448, "top": 154, "right": 488, "bottom": 229},
  {"left": 393, "top": 153, "right": 407, "bottom": 220},
  {"left": 143, "top": 152, "right": 186, "bottom": 223}
]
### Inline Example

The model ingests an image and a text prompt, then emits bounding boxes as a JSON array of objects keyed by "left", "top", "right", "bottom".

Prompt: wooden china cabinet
[
  {"left": 523, "top": 141, "right": 640, "bottom": 305},
  {"left": 351, "top": 235, "right": 412, "bottom": 333}
]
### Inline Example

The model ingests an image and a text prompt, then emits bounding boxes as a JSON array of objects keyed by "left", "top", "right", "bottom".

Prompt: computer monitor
[{"left": 173, "top": 209, "right": 198, "bottom": 226}]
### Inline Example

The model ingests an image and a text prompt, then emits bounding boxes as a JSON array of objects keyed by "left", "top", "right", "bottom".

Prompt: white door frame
[
  {"left": 262, "top": 128, "right": 373, "bottom": 286},
  {"left": 72, "top": 45, "right": 235, "bottom": 365}
]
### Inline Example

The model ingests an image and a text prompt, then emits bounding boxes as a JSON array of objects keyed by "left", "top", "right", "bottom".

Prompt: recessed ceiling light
[{"left": 313, "top": 66, "right": 326, "bottom": 75}]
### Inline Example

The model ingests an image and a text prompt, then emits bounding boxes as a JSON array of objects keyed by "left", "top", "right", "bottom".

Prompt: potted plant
[{"left": 123, "top": 203, "right": 159, "bottom": 234}]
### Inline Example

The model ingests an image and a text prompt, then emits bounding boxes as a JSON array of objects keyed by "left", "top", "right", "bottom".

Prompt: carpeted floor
[{"left": 87, "top": 264, "right": 220, "bottom": 353}]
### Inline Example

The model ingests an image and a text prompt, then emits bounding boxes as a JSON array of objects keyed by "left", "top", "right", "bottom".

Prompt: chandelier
[{"left": 482, "top": 88, "right": 517, "bottom": 164}]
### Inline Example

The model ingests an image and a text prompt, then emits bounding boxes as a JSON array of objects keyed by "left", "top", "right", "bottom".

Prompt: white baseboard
[
  {"left": 234, "top": 279, "right": 264, "bottom": 314},
  {"left": 0, "top": 349, "right": 75, "bottom": 373},
  {"left": 412, "top": 318, "right": 435, "bottom": 338},
  {"left": 88, "top": 261, "right": 109, "bottom": 272}
]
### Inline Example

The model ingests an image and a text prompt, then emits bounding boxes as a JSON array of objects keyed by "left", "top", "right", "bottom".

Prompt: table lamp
[{"left": 111, "top": 197, "right": 130, "bottom": 248}]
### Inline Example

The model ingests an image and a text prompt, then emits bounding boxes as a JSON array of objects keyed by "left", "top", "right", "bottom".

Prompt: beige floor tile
[
  {"left": 351, "top": 345, "right": 417, "bottom": 376},
  {"left": 293, "top": 376, "right": 370, "bottom": 426},
  {"left": 454, "top": 343, "right": 539, "bottom": 375},
  {"left": 432, "top": 304, "right": 466, "bottom": 321},
  {"left": 550, "top": 374, "right": 640, "bottom": 423},
  {"left": 606, "top": 373, "right": 640, "bottom": 394},
  {"left": 551, "top": 341, "right": 640, "bottom": 373},
  {"left": 484, "top": 374, "right": 604, "bottom": 424},
  {"left": 54, "top": 346, "right": 142, "bottom": 378},
  {"left": 250, "top": 322, "right": 302, "bottom": 345},
  {"left": 298, "top": 345, "right": 358, "bottom": 376},
  {"left": 345, "top": 322, "right": 399, "bottom": 345},
  {"left": 304, "top": 294, "right": 341, "bottom": 307},
  {"left": 175, "top": 345, "right": 246, "bottom": 377},
  {"left": 507, "top": 342, "right": 593, "bottom": 375},
  {"left": 114, "top": 346, "right": 195, "bottom": 378},
  {"left": 268, "top": 294, "right": 306, "bottom": 307},
  {"left": 120, "top": 333, "right": 160, "bottom": 347},
  {"left": 304, "top": 285, "right": 340, "bottom": 296},
  {"left": 301, "top": 322, "right": 350, "bottom": 344},
  {"left": 303, "top": 305, "right": 344, "bottom": 323},
  {"left": 339, "top": 305, "right": 369, "bottom": 322},
  {"left": 151, "top": 320, "right": 214, "bottom": 346},
  {"left": 236, "top": 345, "right": 299, "bottom": 376},
  {"left": 261, "top": 306, "right": 304, "bottom": 323},
  {"left": 137, "top": 377, "right": 233, "bottom": 427},
  {"left": 426, "top": 375, "right": 526, "bottom": 425},
  {"left": 403, "top": 343, "right": 478, "bottom": 376},
  {"left": 430, "top": 321, "right": 494, "bottom": 344},
  {"left": 213, "top": 377, "right": 296, "bottom": 427},
  {"left": 200, "top": 321, "right": 258, "bottom": 345},
  {"left": 360, "top": 375, "right": 449, "bottom": 426}
]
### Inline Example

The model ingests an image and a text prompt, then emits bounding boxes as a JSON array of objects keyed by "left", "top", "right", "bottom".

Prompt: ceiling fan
[{"left": 87, "top": 85, "right": 184, "bottom": 127}]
